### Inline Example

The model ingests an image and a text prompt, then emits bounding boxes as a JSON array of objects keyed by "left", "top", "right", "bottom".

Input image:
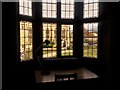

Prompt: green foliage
[{"left": 43, "top": 41, "right": 55, "bottom": 48}]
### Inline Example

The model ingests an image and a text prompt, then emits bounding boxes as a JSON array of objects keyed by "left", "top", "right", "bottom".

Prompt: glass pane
[
  {"left": 70, "top": 12, "right": 74, "bottom": 18},
  {"left": 20, "top": 21, "right": 33, "bottom": 61},
  {"left": 94, "top": 0, "right": 99, "bottom": 2},
  {"left": 29, "top": 9, "right": 32, "bottom": 16},
  {"left": 42, "top": 0, "right": 47, "bottom": 2},
  {"left": 66, "top": 5, "right": 69, "bottom": 11},
  {"left": 66, "top": 12, "right": 69, "bottom": 18},
  {"left": 19, "top": 0, "right": 23, "bottom": 6},
  {"left": 61, "top": 0, "right": 65, "bottom": 4},
  {"left": 84, "top": 0, "right": 88, "bottom": 3},
  {"left": 66, "top": 0, "right": 69, "bottom": 4},
  {"left": 24, "top": 8, "right": 28, "bottom": 15},
  {"left": 84, "top": 11, "right": 88, "bottom": 18},
  {"left": 84, "top": 4, "right": 88, "bottom": 11},
  {"left": 61, "top": 25, "right": 73, "bottom": 56},
  {"left": 51, "top": 0, "right": 56, "bottom": 3},
  {"left": 42, "top": 23, "right": 57, "bottom": 58},
  {"left": 70, "top": 5, "right": 74, "bottom": 11},
  {"left": 83, "top": 23, "right": 98, "bottom": 58},
  {"left": 70, "top": 0, "right": 74, "bottom": 4},
  {"left": 43, "top": 4, "right": 47, "bottom": 10},
  {"left": 94, "top": 10, "right": 98, "bottom": 17},
  {"left": 89, "top": 4, "right": 93, "bottom": 11},
  {"left": 61, "top": 12, "right": 65, "bottom": 18},
  {"left": 24, "top": 1, "right": 28, "bottom": 7},
  {"left": 89, "top": 10, "right": 93, "bottom": 17},
  {"left": 28, "top": 0, "right": 32, "bottom": 8},
  {"left": 94, "top": 3, "right": 98, "bottom": 10},
  {"left": 48, "top": 11, "right": 51, "bottom": 17},
  {"left": 43, "top": 11, "right": 47, "bottom": 17},
  {"left": 25, "top": 30, "right": 29, "bottom": 38},
  {"left": 48, "top": 4, "right": 52, "bottom": 10},
  {"left": 89, "top": 0, "right": 93, "bottom": 3},
  {"left": 52, "top": 11, "right": 56, "bottom": 18},
  {"left": 52, "top": 4, "right": 56, "bottom": 10},
  {"left": 20, "top": 30, "right": 24, "bottom": 37},
  {"left": 19, "top": 7, "right": 23, "bottom": 15},
  {"left": 61, "top": 5, "right": 65, "bottom": 10}
]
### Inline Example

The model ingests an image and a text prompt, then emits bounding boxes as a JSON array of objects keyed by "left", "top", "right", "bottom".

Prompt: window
[
  {"left": 61, "top": 0, "right": 74, "bottom": 19},
  {"left": 18, "top": 0, "right": 100, "bottom": 61},
  {"left": 84, "top": 0, "right": 99, "bottom": 18},
  {"left": 19, "top": 0, "right": 32, "bottom": 16},
  {"left": 83, "top": 0, "right": 99, "bottom": 58},
  {"left": 42, "top": 0, "right": 57, "bottom": 18},
  {"left": 42, "top": 23, "right": 57, "bottom": 58},
  {"left": 83, "top": 23, "right": 98, "bottom": 58},
  {"left": 20, "top": 21, "right": 33, "bottom": 61},
  {"left": 61, "top": 25, "right": 73, "bottom": 56}
]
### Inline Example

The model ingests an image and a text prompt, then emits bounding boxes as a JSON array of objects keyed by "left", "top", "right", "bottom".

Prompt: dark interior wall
[
  {"left": 2, "top": 2, "right": 35, "bottom": 89},
  {"left": 2, "top": 2, "right": 18, "bottom": 89},
  {"left": 99, "top": 2, "right": 119, "bottom": 80}
]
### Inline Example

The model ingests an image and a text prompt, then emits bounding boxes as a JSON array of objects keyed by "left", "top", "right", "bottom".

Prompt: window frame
[{"left": 18, "top": 1, "right": 100, "bottom": 62}]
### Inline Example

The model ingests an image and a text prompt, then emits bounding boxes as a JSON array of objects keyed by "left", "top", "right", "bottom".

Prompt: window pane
[
  {"left": 42, "top": 0, "right": 56, "bottom": 18},
  {"left": 66, "top": 5, "right": 69, "bottom": 11},
  {"left": 43, "top": 4, "right": 47, "bottom": 10},
  {"left": 61, "top": 12, "right": 65, "bottom": 18},
  {"left": 84, "top": 11, "right": 88, "bottom": 18},
  {"left": 94, "top": 3, "right": 98, "bottom": 10},
  {"left": 66, "top": 12, "right": 69, "bottom": 18},
  {"left": 52, "top": 0, "right": 56, "bottom": 3},
  {"left": 89, "top": 4, "right": 93, "bottom": 11},
  {"left": 70, "top": 12, "right": 74, "bottom": 18},
  {"left": 52, "top": 4, "right": 56, "bottom": 10},
  {"left": 48, "top": 11, "right": 51, "bottom": 17},
  {"left": 20, "top": 21, "right": 33, "bottom": 61},
  {"left": 84, "top": 0, "right": 88, "bottom": 3},
  {"left": 48, "top": 4, "right": 52, "bottom": 10},
  {"left": 29, "top": 9, "right": 32, "bottom": 16},
  {"left": 42, "top": 23, "right": 57, "bottom": 58},
  {"left": 83, "top": 23, "right": 98, "bottom": 58},
  {"left": 61, "top": 0, "right": 65, "bottom": 3},
  {"left": 61, "top": 5, "right": 65, "bottom": 10},
  {"left": 70, "top": 5, "right": 74, "bottom": 11},
  {"left": 89, "top": 0, "right": 93, "bottom": 3},
  {"left": 52, "top": 11, "right": 56, "bottom": 18},
  {"left": 61, "top": 25, "right": 73, "bottom": 56},
  {"left": 29, "top": 0, "right": 32, "bottom": 8},
  {"left": 43, "top": 11, "right": 47, "bottom": 17},
  {"left": 19, "top": 7, "right": 23, "bottom": 15},
  {"left": 70, "top": 0, "right": 74, "bottom": 4},
  {"left": 89, "top": 10, "right": 93, "bottom": 17},
  {"left": 19, "top": 0, "right": 23, "bottom": 6},
  {"left": 84, "top": 0, "right": 99, "bottom": 18},
  {"left": 61, "top": 0, "right": 74, "bottom": 19},
  {"left": 19, "top": 0, "right": 32, "bottom": 16},
  {"left": 94, "top": 10, "right": 98, "bottom": 17},
  {"left": 84, "top": 4, "right": 88, "bottom": 11}
]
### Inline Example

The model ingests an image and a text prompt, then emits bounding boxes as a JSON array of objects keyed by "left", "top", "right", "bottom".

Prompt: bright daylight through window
[
  {"left": 19, "top": 0, "right": 99, "bottom": 61},
  {"left": 19, "top": 0, "right": 32, "bottom": 16},
  {"left": 61, "top": 25, "right": 73, "bottom": 56},
  {"left": 83, "top": 23, "right": 98, "bottom": 58},
  {"left": 84, "top": 0, "right": 99, "bottom": 18},
  {"left": 20, "top": 21, "right": 33, "bottom": 61},
  {"left": 42, "top": 0, "right": 57, "bottom": 18},
  {"left": 42, "top": 23, "right": 57, "bottom": 58},
  {"left": 61, "top": 0, "right": 74, "bottom": 19}
]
